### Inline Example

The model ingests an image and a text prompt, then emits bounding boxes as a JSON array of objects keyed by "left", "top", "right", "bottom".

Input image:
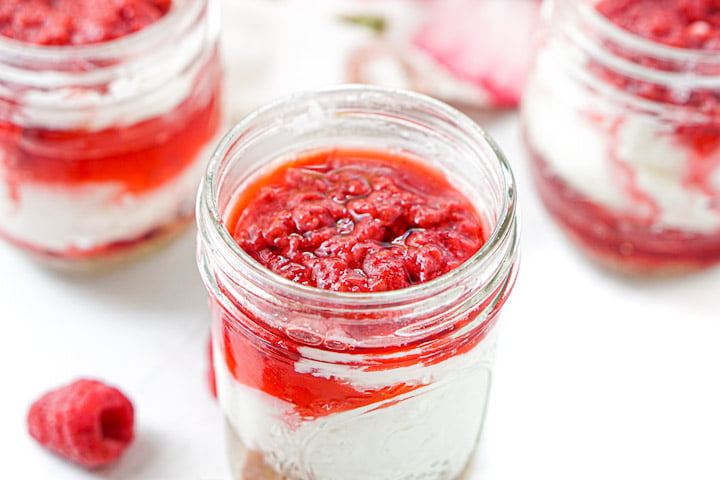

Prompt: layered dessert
[
  {"left": 0, "top": 0, "right": 222, "bottom": 268},
  {"left": 211, "top": 147, "right": 501, "bottom": 479},
  {"left": 523, "top": 0, "right": 720, "bottom": 273}
]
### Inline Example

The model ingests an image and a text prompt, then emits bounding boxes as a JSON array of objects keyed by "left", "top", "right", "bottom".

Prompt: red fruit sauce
[
  {"left": 532, "top": 0, "right": 720, "bottom": 271},
  {"left": 226, "top": 147, "right": 487, "bottom": 292},
  {"left": 0, "top": 0, "right": 170, "bottom": 46},
  {"left": 215, "top": 147, "right": 493, "bottom": 419},
  {"left": 3, "top": 70, "right": 221, "bottom": 195}
]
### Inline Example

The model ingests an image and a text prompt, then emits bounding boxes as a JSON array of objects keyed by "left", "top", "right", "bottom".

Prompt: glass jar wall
[
  {"left": 0, "top": 0, "right": 222, "bottom": 271},
  {"left": 197, "top": 86, "right": 519, "bottom": 480}
]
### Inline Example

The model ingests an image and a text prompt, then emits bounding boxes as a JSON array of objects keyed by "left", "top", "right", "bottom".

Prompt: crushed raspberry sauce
[
  {"left": 215, "top": 147, "right": 493, "bottom": 419},
  {"left": 0, "top": 0, "right": 171, "bottom": 46},
  {"left": 226, "top": 148, "right": 487, "bottom": 292},
  {"left": 532, "top": 0, "right": 720, "bottom": 271}
]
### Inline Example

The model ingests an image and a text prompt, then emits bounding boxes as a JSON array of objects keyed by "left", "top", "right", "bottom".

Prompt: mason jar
[
  {"left": 0, "top": 0, "right": 222, "bottom": 271},
  {"left": 523, "top": 0, "right": 720, "bottom": 274},
  {"left": 197, "top": 86, "right": 519, "bottom": 480}
]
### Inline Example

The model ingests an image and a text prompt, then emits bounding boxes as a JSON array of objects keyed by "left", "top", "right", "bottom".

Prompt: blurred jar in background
[
  {"left": 523, "top": 0, "right": 720, "bottom": 274},
  {"left": 0, "top": 0, "right": 222, "bottom": 271},
  {"left": 219, "top": 0, "right": 541, "bottom": 121}
]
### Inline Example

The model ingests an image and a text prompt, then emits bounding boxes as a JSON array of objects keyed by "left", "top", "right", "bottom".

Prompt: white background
[{"left": 3, "top": 1, "right": 720, "bottom": 478}]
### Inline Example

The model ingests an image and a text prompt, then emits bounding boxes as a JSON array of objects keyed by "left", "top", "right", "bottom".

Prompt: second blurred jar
[
  {"left": 522, "top": 0, "right": 720, "bottom": 274},
  {"left": 0, "top": 0, "right": 222, "bottom": 270}
]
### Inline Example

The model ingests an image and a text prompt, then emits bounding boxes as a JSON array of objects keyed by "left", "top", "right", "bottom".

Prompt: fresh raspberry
[
  {"left": 207, "top": 337, "right": 217, "bottom": 398},
  {"left": 27, "top": 379, "right": 134, "bottom": 469}
]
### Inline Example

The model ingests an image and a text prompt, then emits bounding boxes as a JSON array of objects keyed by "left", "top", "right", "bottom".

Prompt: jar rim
[
  {"left": 198, "top": 85, "right": 519, "bottom": 307},
  {"left": 0, "top": 0, "right": 205, "bottom": 64}
]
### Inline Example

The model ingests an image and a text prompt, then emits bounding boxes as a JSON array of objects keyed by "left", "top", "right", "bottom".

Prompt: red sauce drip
[
  {"left": 226, "top": 148, "right": 487, "bottom": 293},
  {"left": 0, "top": 0, "right": 171, "bottom": 46},
  {"left": 216, "top": 148, "right": 494, "bottom": 419},
  {"left": 219, "top": 307, "right": 423, "bottom": 420}
]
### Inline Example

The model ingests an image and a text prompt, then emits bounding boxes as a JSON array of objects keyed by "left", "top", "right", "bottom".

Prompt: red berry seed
[{"left": 27, "top": 379, "right": 134, "bottom": 468}]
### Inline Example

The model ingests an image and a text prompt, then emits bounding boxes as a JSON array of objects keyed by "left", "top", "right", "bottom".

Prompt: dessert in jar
[
  {"left": 0, "top": 0, "right": 222, "bottom": 269},
  {"left": 523, "top": 0, "right": 720, "bottom": 274},
  {"left": 197, "top": 86, "right": 519, "bottom": 480}
]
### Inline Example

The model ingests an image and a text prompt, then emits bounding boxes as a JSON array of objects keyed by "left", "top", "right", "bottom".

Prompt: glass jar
[
  {"left": 522, "top": 0, "right": 720, "bottom": 274},
  {"left": 0, "top": 0, "right": 222, "bottom": 271},
  {"left": 197, "top": 86, "right": 519, "bottom": 480}
]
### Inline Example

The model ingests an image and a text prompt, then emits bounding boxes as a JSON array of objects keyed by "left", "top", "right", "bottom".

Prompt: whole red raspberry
[{"left": 27, "top": 379, "right": 134, "bottom": 468}]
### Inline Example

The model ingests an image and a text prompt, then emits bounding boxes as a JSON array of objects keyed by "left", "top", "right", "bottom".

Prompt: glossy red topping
[
  {"left": 596, "top": 0, "right": 720, "bottom": 49},
  {"left": 3, "top": 73, "right": 221, "bottom": 195},
  {"left": 0, "top": 0, "right": 170, "bottom": 46},
  {"left": 226, "top": 148, "right": 487, "bottom": 293}
]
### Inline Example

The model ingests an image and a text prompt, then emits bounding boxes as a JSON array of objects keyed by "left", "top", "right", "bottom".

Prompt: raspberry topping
[
  {"left": 27, "top": 379, "right": 134, "bottom": 469},
  {"left": 596, "top": 0, "right": 720, "bottom": 50},
  {"left": 0, "top": 0, "right": 171, "bottom": 46},
  {"left": 226, "top": 147, "right": 487, "bottom": 293}
]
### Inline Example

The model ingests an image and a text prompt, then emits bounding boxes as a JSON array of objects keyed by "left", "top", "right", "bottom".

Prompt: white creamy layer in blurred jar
[{"left": 0, "top": 0, "right": 223, "bottom": 268}]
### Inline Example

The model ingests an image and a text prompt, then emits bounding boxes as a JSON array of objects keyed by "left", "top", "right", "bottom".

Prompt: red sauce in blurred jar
[{"left": 0, "top": 0, "right": 170, "bottom": 45}]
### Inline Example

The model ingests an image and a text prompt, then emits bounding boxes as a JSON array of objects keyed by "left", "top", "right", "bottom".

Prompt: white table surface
[{"left": 3, "top": 108, "right": 720, "bottom": 480}]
